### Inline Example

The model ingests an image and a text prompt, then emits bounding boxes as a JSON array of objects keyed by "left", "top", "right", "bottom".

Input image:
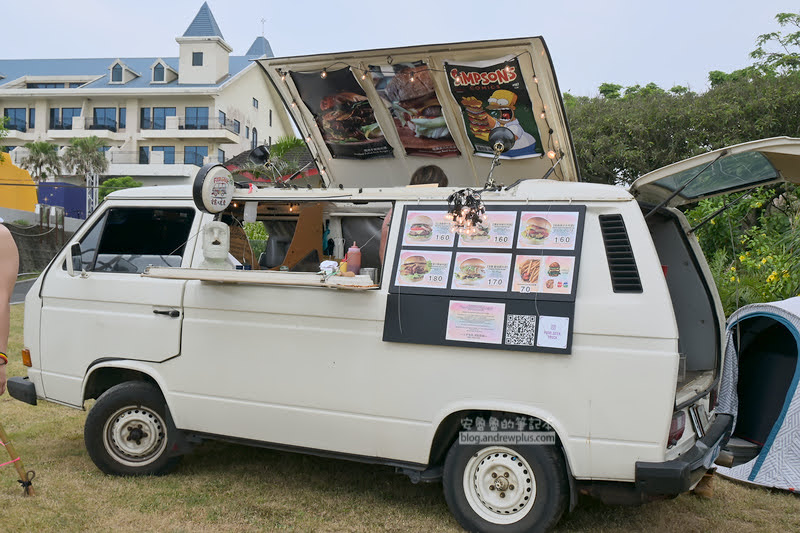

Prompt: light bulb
[
  {"left": 321, "top": 69, "right": 327, "bottom": 79},
  {"left": 547, "top": 150, "right": 557, "bottom": 159},
  {"left": 410, "top": 75, "right": 414, "bottom": 82},
  {"left": 533, "top": 76, "right": 539, "bottom": 84},
  {"left": 291, "top": 101, "right": 297, "bottom": 107},
  {"left": 305, "top": 136, "right": 311, "bottom": 142},
  {"left": 540, "top": 112, "right": 546, "bottom": 119},
  {"left": 449, "top": 225, "right": 456, "bottom": 233},
  {"left": 505, "top": 64, "right": 511, "bottom": 72},
  {"left": 361, "top": 71, "right": 367, "bottom": 80}
]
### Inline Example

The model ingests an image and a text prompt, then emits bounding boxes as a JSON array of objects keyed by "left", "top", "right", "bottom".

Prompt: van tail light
[
  {"left": 668, "top": 411, "right": 686, "bottom": 447},
  {"left": 21, "top": 349, "right": 32, "bottom": 367}
]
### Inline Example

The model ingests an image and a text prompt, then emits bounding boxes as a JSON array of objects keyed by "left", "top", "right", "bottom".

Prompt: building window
[
  {"left": 99, "top": 146, "right": 111, "bottom": 153},
  {"left": 49, "top": 108, "right": 59, "bottom": 129},
  {"left": 69, "top": 82, "right": 83, "bottom": 88},
  {"left": 252, "top": 128, "right": 258, "bottom": 150},
  {"left": 50, "top": 108, "right": 80, "bottom": 130},
  {"left": 184, "top": 107, "right": 208, "bottom": 130},
  {"left": 153, "top": 63, "right": 165, "bottom": 82},
  {"left": 253, "top": 98, "right": 259, "bottom": 109},
  {"left": 184, "top": 146, "right": 208, "bottom": 167},
  {"left": 152, "top": 146, "right": 175, "bottom": 164},
  {"left": 192, "top": 52, "right": 203, "bottom": 66},
  {"left": 26, "top": 82, "right": 65, "bottom": 89},
  {"left": 140, "top": 108, "right": 151, "bottom": 129},
  {"left": 218, "top": 149, "right": 225, "bottom": 163},
  {"left": 3, "top": 108, "right": 26, "bottom": 132},
  {"left": 111, "top": 64, "right": 123, "bottom": 82},
  {"left": 218, "top": 110, "right": 226, "bottom": 125},
  {"left": 233, "top": 119, "right": 240, "bottom": 135},
  {"left": 269, "top": 109, "right": 272, "bottom": 127},
  {"left": 92, "top": 108, "right": 117, "bottom": 131},
  {"left": 246, "top": 126, "right": 250, "bottom": 139},
  {"left": 28, "top": 108, "right": 35, "bottom": 129},
  {"left": 153, "top": 107, "right": 176, "bottom": 130},
  {"left": 139, "top": 146, "right": 150, "bottom": 164},
  {"left": 119, "top": 108, "right": 126, "bottom": 129}
]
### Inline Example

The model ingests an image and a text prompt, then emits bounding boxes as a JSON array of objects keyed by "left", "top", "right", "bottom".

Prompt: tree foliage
[
  {"left": 63, "top": 136, "right": 109, "bottom": 177},
  {"left": 20, "top": 141, "right": 61, "bottom": 183},
  {"left": 750, "top": 12, "right": 800, "bottom": 75},
  {"left": 99, "top": 176, "right": 142, "bottom": 202}
]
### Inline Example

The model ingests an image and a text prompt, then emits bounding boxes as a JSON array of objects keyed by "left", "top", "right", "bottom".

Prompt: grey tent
[{"left": 717, "top": 297, "right": 800, "bottom": 490}]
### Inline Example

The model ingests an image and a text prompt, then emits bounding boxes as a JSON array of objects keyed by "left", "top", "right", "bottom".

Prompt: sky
[{"left": 3, "top": 0, "right": 799, "bottom": 96}]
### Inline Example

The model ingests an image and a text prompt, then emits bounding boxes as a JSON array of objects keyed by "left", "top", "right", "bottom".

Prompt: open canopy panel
[
  {"left": 257, "top": 37, "right": 577, "bottom": 188},
  {"left": 630, "top": 137, "right": 800, "bottom": 207}
]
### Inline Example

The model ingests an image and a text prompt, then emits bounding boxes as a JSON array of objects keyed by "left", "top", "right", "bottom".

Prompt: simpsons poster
[{"left": 445, "top": 57, "right": 543, "bottom": 159}]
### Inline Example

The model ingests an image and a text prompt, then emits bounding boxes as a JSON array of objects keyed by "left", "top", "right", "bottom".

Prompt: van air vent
[{"left": 599, "top": 214, "right": 643, "bottom": 293}]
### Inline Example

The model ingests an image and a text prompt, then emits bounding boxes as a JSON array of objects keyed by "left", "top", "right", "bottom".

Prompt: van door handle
[{"left": 153, "top": 309, "right": 180, "bottom": 318}]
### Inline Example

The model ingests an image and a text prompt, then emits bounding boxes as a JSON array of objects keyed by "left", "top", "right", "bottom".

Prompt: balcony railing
[
  {"left": 87, "top": 117, "right": 118, "bottom": 132},
  {"left": 49, "top": 121, "right": 73, "bottom": 130},
  {"left": 140, "top": 118, "right": 171, "bottom": 130},
  {"left": 178, "top": 118, "right": 210, "bottom": 130},
  {"left": 107, "top": 150, "right": 218, "bottom": 167}
]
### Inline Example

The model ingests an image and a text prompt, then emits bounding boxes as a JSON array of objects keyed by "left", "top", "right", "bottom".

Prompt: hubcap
[
  {"left": 463, "top": 446, "right": 536, "bottom": 525},
  {"left": 103, "top": 406, "right": 167, "bottom": 467}
]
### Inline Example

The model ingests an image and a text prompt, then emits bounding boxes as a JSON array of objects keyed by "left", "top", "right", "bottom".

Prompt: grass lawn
[{"left": 2, "top": 305, "right": 800, "bottom": 531}]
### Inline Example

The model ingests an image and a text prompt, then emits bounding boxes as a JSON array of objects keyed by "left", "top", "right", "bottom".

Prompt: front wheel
[
  {"left": 443, "top": 440, "right": 568, "bottom": 533},
  {"left": 84, "top": 381, "right": 182, "bottom": 476}
]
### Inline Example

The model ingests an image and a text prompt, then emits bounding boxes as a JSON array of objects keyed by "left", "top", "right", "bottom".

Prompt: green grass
[{"left": 2, "top": 305, "right": 800, "bottom": 531}]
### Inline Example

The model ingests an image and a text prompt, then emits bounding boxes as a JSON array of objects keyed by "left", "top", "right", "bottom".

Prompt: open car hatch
[
  {"left": 256, "top": 37, "right": 577, "bottom": 188},
  {"left": 630, "top": 137, "right": 800, "bottom": 208}
]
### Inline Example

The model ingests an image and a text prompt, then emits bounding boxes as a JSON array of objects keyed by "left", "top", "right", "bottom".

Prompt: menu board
[{"left": 385, "top": 204, "right": 585, "bottom": 354}]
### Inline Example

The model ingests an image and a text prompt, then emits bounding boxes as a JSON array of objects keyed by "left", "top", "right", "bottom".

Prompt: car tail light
[
  {"left": 21, "top": 349, "right": 31, "bottom": 367},
  {"left": 668, "top": 411, "right": 686, "bottom": 447}
]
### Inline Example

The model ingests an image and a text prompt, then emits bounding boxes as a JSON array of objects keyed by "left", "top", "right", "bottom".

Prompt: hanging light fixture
[{"left": 446, "top": 188, "right": 487, "bottom": 236}]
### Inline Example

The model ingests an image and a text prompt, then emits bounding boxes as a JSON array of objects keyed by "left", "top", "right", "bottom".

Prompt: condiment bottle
[{"left": 347, "top": 242, "right": 361, "bottom": 275}]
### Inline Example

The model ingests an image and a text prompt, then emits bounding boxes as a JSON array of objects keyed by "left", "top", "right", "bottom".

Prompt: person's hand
[{"left": 0, "top": 364, "right": 6, "bottom": 395}]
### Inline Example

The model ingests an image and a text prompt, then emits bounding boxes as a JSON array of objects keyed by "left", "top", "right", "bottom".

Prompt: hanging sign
[
  {"left": 445, "top": 57, "right": 542, "bottom": 159},
  {"left": 369, "top": 62, "right": 459, "bottom": 158},
  {"left": 290, "top": 68, "right": 393, "bottom": 160}
]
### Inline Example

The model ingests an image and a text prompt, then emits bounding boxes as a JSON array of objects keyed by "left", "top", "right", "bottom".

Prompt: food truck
[{"left": 13, "top": 37, "right": 800, "bottom": 532}]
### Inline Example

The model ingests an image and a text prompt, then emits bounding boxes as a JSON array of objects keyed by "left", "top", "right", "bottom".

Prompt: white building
[{"left": 0, "top": 2, "right": 293, "bottom": 186}]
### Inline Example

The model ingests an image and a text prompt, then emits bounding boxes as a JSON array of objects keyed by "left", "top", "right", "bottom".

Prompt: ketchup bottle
[{"left": 347, "top": 242, "right": 361, "bottom": 275}]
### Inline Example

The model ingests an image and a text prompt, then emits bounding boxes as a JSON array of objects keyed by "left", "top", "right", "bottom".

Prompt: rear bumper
[
  {"left": 7, "top": 376, "right": 37, "bottom": 406},
  {"left": 635, "top": 413, "right": 733, "bottom": 495}
]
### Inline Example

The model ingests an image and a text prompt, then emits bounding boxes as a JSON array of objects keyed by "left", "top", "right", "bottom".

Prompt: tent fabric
[{"left": 716, "top": 297, "right": 800, "bottom": 490}]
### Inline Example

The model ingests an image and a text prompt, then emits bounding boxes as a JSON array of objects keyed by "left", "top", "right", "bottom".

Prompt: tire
[
  {"left": 443, "top": 438, "right": 568, "bottom": 533},
  {"left": 84, "top": 381, "right": 182, "bottom": 476}
]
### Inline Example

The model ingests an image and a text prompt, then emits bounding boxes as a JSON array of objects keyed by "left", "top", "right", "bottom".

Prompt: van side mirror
[
  {"left": 248, "top": 145, "right": 270, "bottom": 166},
  {"left": 67, "top": 243, "right": 81, "bottom": 277}
]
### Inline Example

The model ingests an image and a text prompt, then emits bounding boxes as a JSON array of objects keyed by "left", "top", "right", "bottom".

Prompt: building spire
[{"left": 183, "top": 2, "right": 225, "bottom": 39}]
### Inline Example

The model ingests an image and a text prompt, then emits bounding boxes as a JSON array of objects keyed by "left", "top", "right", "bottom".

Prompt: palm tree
[
  {"left": 63, "top": 136, "right": 108, "bottom": 177},
  {"left": 63, "top": 136, "right": 109, "bottom": 215},
  {"left": 20, "top": 141, "right": 61, "bottom": 183}
]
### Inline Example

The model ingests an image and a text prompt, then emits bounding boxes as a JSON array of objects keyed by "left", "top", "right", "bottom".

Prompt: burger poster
[
  {"left": 369, "top": 62, "right": 459, "bottom": 157},
  {"left": 541, "top": 256, "right": 574, "bottom": 294},
  {"left": 395, "top": 250, "right": 452, "bottom": 289},
  {"left": 518, "top": 212, "right": 580, "bottom": 250},
  {"left": 445, "top": 57, "right": 543, "bottom": 159},
  {"left": 402, "top": 210, "right": 454, "bottom": 247},
  {"left": 451, "top": 252, "right": 512, "bottom": 292},
  {"left": 457, "top": 211, "right": 516, "bottom": 249},
  {"left": 289, "top": 68, "right": 393, "bottom": 160}
]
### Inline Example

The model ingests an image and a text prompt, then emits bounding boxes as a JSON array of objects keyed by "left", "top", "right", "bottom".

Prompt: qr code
[{"left": 505, "top": 314, "right": 537, "bottom": 346}]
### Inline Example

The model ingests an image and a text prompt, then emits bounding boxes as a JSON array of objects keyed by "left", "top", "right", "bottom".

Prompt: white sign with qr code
[{"left": 505, "top": 314, "right": 537, "bottom": 346}]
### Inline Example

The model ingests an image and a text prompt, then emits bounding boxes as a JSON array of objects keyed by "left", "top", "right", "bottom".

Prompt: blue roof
[
  {"left": 0, "top": 55, "right": 254, "bottom": 89},
  {"left": 246, "top": 36, "right": 274, "bottom": 58},
  {"left": 183, "top": 2, "right": 224, "bottom": 39}
]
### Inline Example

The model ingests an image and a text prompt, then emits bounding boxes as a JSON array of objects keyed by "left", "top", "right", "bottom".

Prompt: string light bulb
[
  {"left": 279, "top": 70, "right": 286, "bottom": 82},
  {"left": 533, "top": 76, "right": 539, "bottom": 84},
  {"left": 540, "top": 111, "right": 546, "bottom": 119},
  {"left": 547, "top": 150, "right": 557, "bottom": 159},
  {"left": 505, "top": 63, "right": 511, "bottom": 73},
  {"left": 321, "top": 69, "right": 327, "bottom": 79},
  {"left": 291, "top": 101, "right": 297, "bottom": 108}
]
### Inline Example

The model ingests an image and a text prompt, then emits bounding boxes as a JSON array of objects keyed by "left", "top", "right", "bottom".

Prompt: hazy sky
[{"left": 3, "top": 0, "right": 798, "bottom": 95}]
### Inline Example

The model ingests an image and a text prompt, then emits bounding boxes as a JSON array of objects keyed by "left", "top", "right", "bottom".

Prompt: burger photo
[
  {"left": 319, "top": 92, "right": 383, "bottom": 143},
  {"left": 400, "top": 255, "right": 431, "bottom": 282},
  {"left": 407, "top": 215, "right": 433, "bottom": 241},
  {"left": 460, "top": 222, "right": 491, "bottom": 243},
  {"left": 517, "top": 258, "right": 540, "bottom": 284},
  {"left": 548, "top": 261, "right": 561, "bottom": 277},
  {"left": 521, "top": 216, "right": 552, "bottom": 244},
  {"left": 385, "top": 66, "right": 450, "bottom": 139},
  {"left": 455, "top": 258, "right": 486, "bottom": 285}
]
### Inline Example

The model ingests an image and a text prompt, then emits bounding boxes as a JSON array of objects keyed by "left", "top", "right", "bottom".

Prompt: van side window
[{"left": 89, "top": 208, "right": 195, "bottom": 273}]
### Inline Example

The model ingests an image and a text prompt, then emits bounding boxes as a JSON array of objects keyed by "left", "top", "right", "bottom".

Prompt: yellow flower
[
  {"left": 730, "top": 276, "right": 736, "bottom": 282},
  {"left": 730, "top": 266, "right": 737, "bottom": 272},
  {"left": 739, "top": 255, "right": 746, "bottom": 262},
  {"left": 762, "top": 258, "right": 768, "bottom": 264},
  {"left": 710, "top": 220, "right": 716, "bottom": 225},
  {"left": 772, "top": 270, "right": 778, "bottom": 276},
  {"left": 747, "top": 252, "right": 751, "bottom": 256},
  {"left": 756, "top": 202, "right": 763, "bottom": 208},
  {"left": 784, "top": 273, "right": 790, "bottom": 279}
]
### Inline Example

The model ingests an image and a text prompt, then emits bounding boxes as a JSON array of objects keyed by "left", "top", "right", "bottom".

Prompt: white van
[{"left": 10, "top": 38, "right": 799, "bottom": 532}]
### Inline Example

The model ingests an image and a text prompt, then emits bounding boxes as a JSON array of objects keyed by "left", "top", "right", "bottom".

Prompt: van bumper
[
  {"left": 634, "top": 413, "right": 733, "bottom": 495},
  {"left": 7, "top": 376, "right": 37, "bottom": 406}
]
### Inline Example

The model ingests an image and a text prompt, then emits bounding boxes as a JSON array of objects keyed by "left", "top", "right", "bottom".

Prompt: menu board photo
[
  {"left": 457, "top": 211, "right": 516, "bottom": 249},
  {"left": 402, "top": 210, "right": 454, "bottom": 247},
  {"left": 512, "top": 255, "right": 576, "bottom": 295},
  {"left": 451, "top": 252, "right": 512, "bottom": 292},
  {"left": 518, "top": 211, "right": 580, "bottom": 250},
  {"left": 446, "top": 301, "right": 505, "bottom": 344},
  {"left": 395, "top": 250, "right": 452, "bottom": 288}
]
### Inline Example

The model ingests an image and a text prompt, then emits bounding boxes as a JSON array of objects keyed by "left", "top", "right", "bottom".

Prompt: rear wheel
[
  {"left": 443, "top": 440, "right": 568, "bottom": 532},
  {"left": 84, "top": 381, "right": 182, "bottom": 476}
]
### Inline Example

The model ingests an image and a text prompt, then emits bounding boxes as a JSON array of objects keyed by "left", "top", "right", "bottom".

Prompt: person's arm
[{"left": 0, "top": 225, "right": 20, "bottom": 395}]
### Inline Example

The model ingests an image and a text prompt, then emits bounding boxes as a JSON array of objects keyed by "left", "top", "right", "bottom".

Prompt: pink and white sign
[
  {"left": 402, "top": 210, "right": 454, "bottom": 247},
  {"left": 518, "top": 211, "right": 579, "bottom": 250},
  {"left": 395, "top": 250, "right": 453, "bottom": 288},
  {"left": 457, "top": 211, "right": 517, "bottom": 249},
  {"left": 446, "top": 300, "right": 506, "bottom": 344},
  {"left": 536, "top": 316, "right": 570, "bottom": 349},
  {"left": 451, "top": 252, "right": 512, "bottom": 292}
]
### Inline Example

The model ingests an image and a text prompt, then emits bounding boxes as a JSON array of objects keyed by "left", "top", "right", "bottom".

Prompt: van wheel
[
  {"left": 443, "top": 440, "right": 568, "bottom": 533},
  {"left": 84, "top": 381, "right": 182, "bottom": 476}
]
